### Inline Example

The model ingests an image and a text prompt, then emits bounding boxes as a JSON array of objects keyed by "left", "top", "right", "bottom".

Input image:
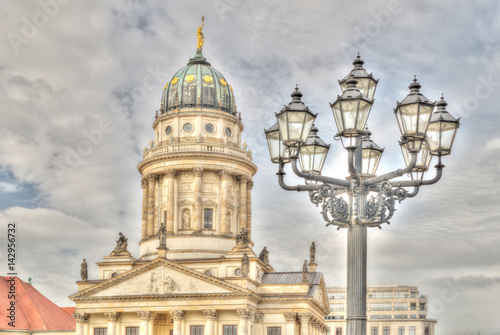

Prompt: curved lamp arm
[
  {"left": 389, "top": 157, "right": 444, "bottom": 187},
  {"left": 277, "top": 160, "right": 321, "bottom": 192},
  {"left": 290, "top": 157, "right": 350, "bottom": 187},
  {"left": 405, "top": 187, "right": 420, "bottom": 198},
  {"left": 348, "top": 148, "right": 359, "bottom": 180},
  {"left": 364, "top": 152, "right": 418, "bottom": 186}
]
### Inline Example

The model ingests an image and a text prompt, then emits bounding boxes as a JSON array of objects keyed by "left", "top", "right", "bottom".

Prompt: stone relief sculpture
[
  {"left": 80, "top": 258, "right": 88, "bottom": 281},
  {"left": 148, "top": 272, "right": 157, "bottom": 293},
  {"left": 259, "top": 247, "right": 269, "bottom": 265},
  {"left": 310, "top": 241, "right": 316, "bottom": 263},
  {"left": 182, "top": 210, "right": 191, "bottom": 229},
  {"left": 163, "top": 276, "right": 177, "bottom": 293}
]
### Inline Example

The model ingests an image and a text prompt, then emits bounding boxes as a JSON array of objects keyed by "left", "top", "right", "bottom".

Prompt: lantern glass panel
[
  {"left": 362, "top": 148, "right": 382, "bottom": 176},
  {"left": 397, "top": 103, "right": 419, "bottom": 135},
  {"left": 266, "top": 129, "right": 280, "bottom": 162},
  {"left": 340, "top": 100, "right": 359, "bottom": 132},
  {"left": 417, "top": 104, "right": 433, "bottom": 134},
  {"left": 332, "top": 102, "right": 344, "bottom": 133},
  {"left": 277, "top": 111, "right": 314, "bottom": 146},
  {"left": 299, "top": 145, "right": 329, "bottom": 174},
  {"left": 401, "top": 142, "right": 432, "bottom": 172},
  {"left": 427, "top": 121, "right": 458, "bottom": 155}
]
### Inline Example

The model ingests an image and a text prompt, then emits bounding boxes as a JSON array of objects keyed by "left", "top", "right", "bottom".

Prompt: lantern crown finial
[
  {"left": 353, "top": 53, "right": 365, "bottom": 68},
  {"left": 291, "top": 85, "right": 303, "bottom": 101},
  {"left": 409, "top": 76, "right": 422, "bottom": 93},
  {"left": 436, "top": 94, "right": 448, "bottom": 109}
]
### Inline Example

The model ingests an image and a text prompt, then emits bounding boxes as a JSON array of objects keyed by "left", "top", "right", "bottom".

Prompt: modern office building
[{"left": 325, "top": 286, "right": 437, "bottom": 335}]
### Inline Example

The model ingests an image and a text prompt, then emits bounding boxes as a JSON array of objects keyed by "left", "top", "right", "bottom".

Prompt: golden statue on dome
[{"left": 197, "top": 16, "right": 205, "bottom": 50}]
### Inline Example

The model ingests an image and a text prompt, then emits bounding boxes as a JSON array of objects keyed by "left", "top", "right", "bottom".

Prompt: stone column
[
  {"left": 73, "top": 313, "right": 89, "bottom": 335},
  {"left": 141, "top": 178, "right": 148, "bottom": 239},
  {"left": 284, "top": 313, "right": 297, "bottom": 335},
  {"left": 174, "top": 175, "right": 179, "bottom": 234},
  {"left": 298, "top": 313, "right": 311, "bottom": 335},
  {"left": 219, "top": 170, "right": 231, "bottom": 234},
  {"left": 236, "top": 309, "right": 252, "bottom": 335},
  {"left": 138, "top": 311, "right": 153, "bottom": 335},
  {"left": 246, "top": 180, "right": 253, "bottom": 241},
  {"left": 193, "top": 167, "right": 204, "bottom": 233},
  {"left": 166, "top": 169, "right": 177, "bottom": 234},
  {"left": 105, "top": 312, "right": 121, "bottom": 335},
  {"left": 170, "top": 310, "right": 185, "bottom": 335},
  {"left": 203, "top": 309, "right": 218, "bottom": 335},
  {"left": 238, "top": 176, "right": 249, "bottom": 231},
  {"left": 147, "top": 174, "right": 157, "bottom": 237}
]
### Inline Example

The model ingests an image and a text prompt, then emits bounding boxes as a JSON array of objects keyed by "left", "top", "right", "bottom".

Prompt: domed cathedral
[
  {"left": 138, "top": 37, "right": 256, "bottom": 261},
  {"left": 70, "top": 19, "right": 329, "bottom": 335}
]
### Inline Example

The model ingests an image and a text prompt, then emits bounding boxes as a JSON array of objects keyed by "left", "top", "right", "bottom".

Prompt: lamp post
[{"left": 264, "top": 55, "right": 459, "bottom": 335}]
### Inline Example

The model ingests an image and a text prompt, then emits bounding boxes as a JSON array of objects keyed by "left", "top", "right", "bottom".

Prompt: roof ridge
[{"left": 17, "top": 278, "right": 45, "bottom": 330}]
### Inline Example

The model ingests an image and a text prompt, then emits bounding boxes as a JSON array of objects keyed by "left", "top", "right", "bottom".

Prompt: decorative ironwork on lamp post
[{"left": 264, "top": 55, "right": 460, "bottom": 335}]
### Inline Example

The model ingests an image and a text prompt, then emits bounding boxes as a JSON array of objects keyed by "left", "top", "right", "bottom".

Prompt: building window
[
  {"left": 126, "top": 328, "right": 139, "bottom": 335},
  {"left": 370, "top": 315, "right": 391, "bottom": 319},
  {"left": 383, "top": 327, "right": 390, "bottom": 335},
  {"left": 223, "top": 325, "right": 237, "bottom": 335},
  {"left": 371, "top": 327, "right": 378, "bottom": 335},
  {"left": 203, "top": 209, "right": 213, "bottom": 229},
  {"left": 411, "top": 292, "right": 416, "bottom": 298},
  {"left": 425, "top": 327, "right": 429, "bottom": 335},
  {"left": 267, "top": 327, "right": 281, "bottom": 335},
  {"left": 328, "top": 293, "right": 345, "bottom": 300},
  {"left": 409, "top": 327, "right": 416, "bottom": 335},
  {"left": 410, "top": 303, "right": 417, "bottom": 310},
  {"left": 94, "top": 328, "right": 107, "bottom": 335},
  {"left": 395, "top": 302, "right": 408, "bottom": 311},
  {"left": 369, "top": 291, "right": 392, "bottom": 299},
  {"left": 420, "top": 303, "right": 426, "bottom": 310},
  {"left": 394, "top": 315, "right": 408, "bottom": 319},
  {"left": 420, "top": 315, "right": 426, "bottom": 319},
  {"left": 398, "top": 327, "right": 405, "bottom": 335},
  {"left": 329, "top": 303, "right": 345, "bottom": 312},
  {"left": 394, "top": 292, "right": 408, "bottom": 299},
  {"left": 325, "top": 328, "right": 330, "bottom": 335},
  {"left": 336, "top": 328, "right": 342, "bottom": 335},
  {"left": 410, "top": 315, "right": 417, "bottom": 319},
  {"left": 370, "top": 303, "right": 391, "bottom": 311},
  {"left": 191, "top": 326, "right": 204, "bottom": 335}
]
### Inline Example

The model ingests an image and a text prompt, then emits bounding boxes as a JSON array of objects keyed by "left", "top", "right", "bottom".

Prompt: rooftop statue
[{"left": 197, "top": 16, "right": 205, "bottom": 50}]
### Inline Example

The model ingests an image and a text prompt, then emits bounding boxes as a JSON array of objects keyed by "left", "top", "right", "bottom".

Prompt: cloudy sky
[{"left": 1, "top": 0, "right": 500, "bottom": 333}]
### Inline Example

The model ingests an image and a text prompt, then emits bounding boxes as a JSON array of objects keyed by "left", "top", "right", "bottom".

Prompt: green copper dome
[{"left": 160, "top": 50, "right": 236, "bottom": 115}]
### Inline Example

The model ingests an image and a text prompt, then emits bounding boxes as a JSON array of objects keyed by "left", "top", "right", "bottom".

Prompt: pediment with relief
[
  {"left": 72, "top": 259, "right": 250, "bottom": 299},
  {"left": 313, "top": 277, "right": 330, "bottom": 312}
]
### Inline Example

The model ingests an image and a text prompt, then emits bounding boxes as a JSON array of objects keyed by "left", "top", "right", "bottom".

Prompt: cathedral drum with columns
[{"left": 69, "top": 22, "right": 329, "bottom": 335}]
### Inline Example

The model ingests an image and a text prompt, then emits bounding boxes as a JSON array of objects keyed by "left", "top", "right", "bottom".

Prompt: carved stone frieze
[
  {"left": 165, "top": 169, "right": 178, "bottom": 178},
  {"left": 255, "top": 313, "right": 264, "bottom": 323},
  {"left": 193, "top": 167, "right": 204, "bottom": 177}
]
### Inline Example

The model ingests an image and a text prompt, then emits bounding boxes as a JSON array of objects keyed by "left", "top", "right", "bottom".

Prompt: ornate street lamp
[
  {"left": 331, "top": 76, "right": 373, "bottom": 148},
  {"left": 394, "top": 77, "right": 435, "bottom": 153},
  {"left": 265, "top": 122, "right": 293, "bottom": 163},
  {"left": 339, "top": 53, "right": 379, "bottom": 101},
  {"left": 275, "top": 86, "right": 317, "bottom": 147},
  {"left": 426, "top": 95, "right": 460, "bottom": 156},
  {"left": 361, "top": 130, "right": 384, "bottom": 177},
  {"left": 265, "top": 56, "right": 460, "bottom": 335},
  {"left": 298, "top": 126, "right": 330, "bottom": 175}
]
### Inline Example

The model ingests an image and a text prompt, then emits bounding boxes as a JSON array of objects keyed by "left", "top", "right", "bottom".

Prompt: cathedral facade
[{"left": 69, "top": 24, "right": 329, "bottom": 335}]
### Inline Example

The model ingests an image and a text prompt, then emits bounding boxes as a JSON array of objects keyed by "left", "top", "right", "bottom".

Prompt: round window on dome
[
  {"left": 204, "top": 269, "right": 213, "bottom": 276},
  {"left": 165, "top": 126, "right": 172, "bottom": 135},
  {"left": 205, "top": 123, "right": 215, "bottom": 133},
  {"left": 219, "top": 78, "right": 227, "bottom": 86},
  {"left": 203, "top": 75, "right": 213, "bottom": 83},
  {"left": 234, "top": 268, "right": 242, "bottom": 277},
  {"left": 171, "top": 77, "right": 179, "bottom": 85},
  {"left": 186, "top": 74, "right": 196, "bottom": 82},
  {"left": 183, "top": 123, "right": 193, "bottom": 133},
  {"left": 225, "top": 127, "right": 232, "bottom": 137}
]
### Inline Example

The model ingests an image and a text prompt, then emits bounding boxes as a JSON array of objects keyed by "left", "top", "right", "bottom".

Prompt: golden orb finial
[{"left": 197, "top": 16, "right": 205, "bottom": 50}]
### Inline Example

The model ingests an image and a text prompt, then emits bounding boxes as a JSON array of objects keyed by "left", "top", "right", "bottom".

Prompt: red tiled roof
[
  {"left": 0, "top": 276, "right": 76, "bottom": 331},
  {"left": 61, "top": 307, "right": 76, "bottom": 316}
]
